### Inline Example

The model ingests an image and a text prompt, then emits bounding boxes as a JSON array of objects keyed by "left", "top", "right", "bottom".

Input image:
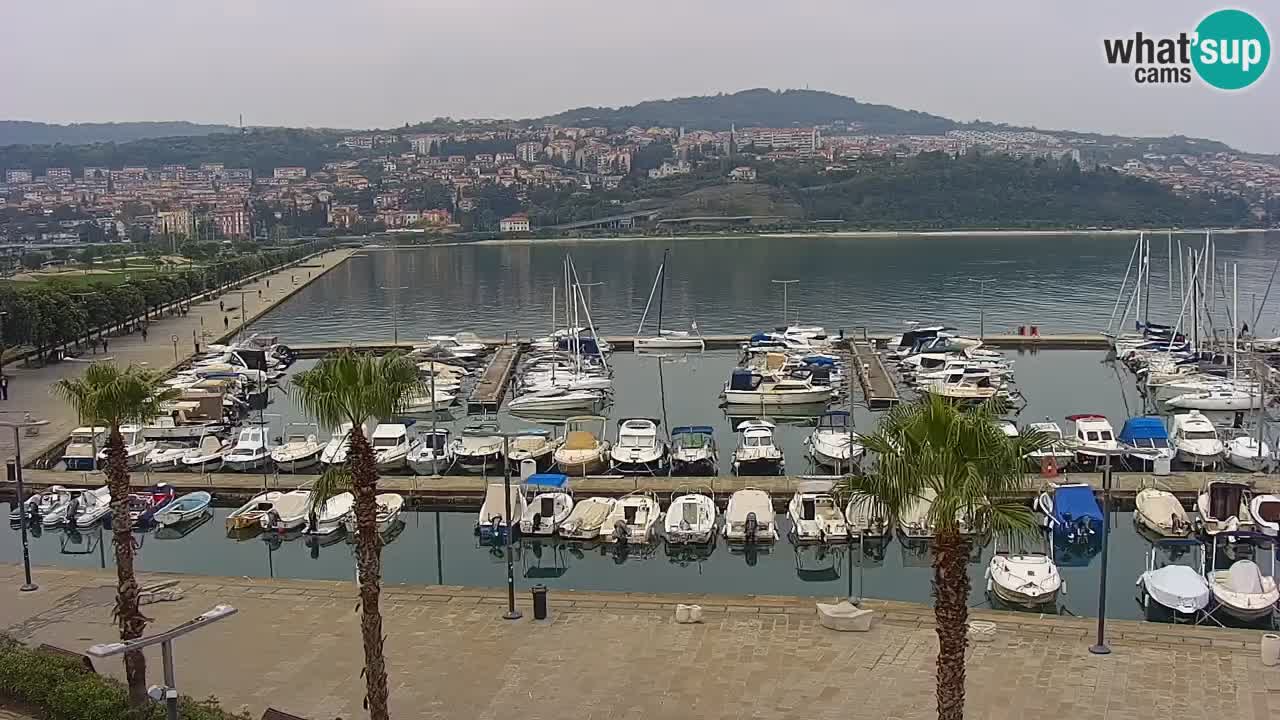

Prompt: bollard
[{"left": 531, "top": 584, "right": 548, "bottom": 620}]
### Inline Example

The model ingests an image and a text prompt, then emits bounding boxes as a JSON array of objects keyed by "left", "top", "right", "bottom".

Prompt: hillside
[
  {"left": 0, "top": 120, "right": 237, "bottom": 147},
  {"left": 538, "top": 88, "right": 956, "bottom": 134}
]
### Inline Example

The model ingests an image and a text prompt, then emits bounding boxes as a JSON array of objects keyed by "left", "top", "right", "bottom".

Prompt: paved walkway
[
  {"left": 1, "top": 563, "right": 1276, "bottom": 720},
  {"left": 0, "top": 248, "right": 356, "bottom": 464}
]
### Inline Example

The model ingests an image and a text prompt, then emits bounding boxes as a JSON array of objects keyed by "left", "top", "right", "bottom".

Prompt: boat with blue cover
[
  {"left": 1035, "top": 482, "right": 1103, "bottom": 546},
  {"left": 1118, "top": 416, "right": 1176, "bottom": 470}
]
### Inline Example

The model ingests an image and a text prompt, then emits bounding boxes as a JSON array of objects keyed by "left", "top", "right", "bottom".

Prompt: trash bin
[
  {"left": 519, "top": 459, "right": 537, "bottom": 482},
  {"left": 1153, "top": 455, "right": 1171, "bottom": 476},
  {"left": 531, "top": 584, "right": 548, "bottom": 620}
]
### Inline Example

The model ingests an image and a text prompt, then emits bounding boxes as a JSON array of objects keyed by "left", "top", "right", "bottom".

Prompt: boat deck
[
  {"left": 849, "top": 341, "right": 899, "bottom": 408},
  {"left": 466, "top": 344, "right": 521, "bottom": 413}
]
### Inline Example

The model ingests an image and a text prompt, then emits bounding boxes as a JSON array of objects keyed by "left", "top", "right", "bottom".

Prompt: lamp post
[
  {"left": 968, "top": 278, "right": 994, "bottom": 341},
  {"left": 379, "top": 285, "right": 409, "bottom": 346},
  {"left": 1, "top": 414, "right": 51, "bottom": 592},
  {"left": 463, "top": 425, "right": 550, "bottom": 620},
  {"left": 771, "top": 279, "right": 799, "bottom": 327},
  {"left": 1087, "top": 449, "right": 1122, "bottom": 655}
]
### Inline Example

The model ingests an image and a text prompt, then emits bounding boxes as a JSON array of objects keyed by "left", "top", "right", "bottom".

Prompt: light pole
[
  {"left": 1, "top": 414, "right": 51, "bottom": 591},
  {"left": 380, "top": 285, "right": 409, "bottom": 345},
  {"left": 771, "top": 279, "right": 799, "bottom": 327},
  {"left": 1088, "top": 449, "right": 1122, "bottom": 655},
  {"left": 968, "top": 278, "right": 994, "bottom": 340},
  {"left": 463, "top": 425, "right": 550, "bottom": 620}
]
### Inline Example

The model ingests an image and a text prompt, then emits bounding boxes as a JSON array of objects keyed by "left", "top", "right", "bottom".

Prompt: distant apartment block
[
  {"left": 83, "top": 167, "right": 109, "bottom": 181},
  {"left": 728, "top": 166, "right": 757, "bottom": 182},
  {"left": 5, "top": 169, "right": 32, "bottom": 184},
  {"left": 499, "top": 214, "right": 530, "bottom": 233},
  {"left": 155, "top": 208, "right": 193, "bottom": 237},
  {"left": 735, "top": 127, "right": 819, "bottom": 151},
  {"left": 273, "top": 166, "right": 307, "bottom": 180},
  {"left": 213, "top": 208, "right": 250, "bottom": 239},
  {"left": 649, "top": 161, "right": 691, "bottom": 179},
  {"left": 45, "top": 168, "right": 73, "bottom": 185},
  {"left": 516, "top": 141, "right": 542, "bottom": 163}
]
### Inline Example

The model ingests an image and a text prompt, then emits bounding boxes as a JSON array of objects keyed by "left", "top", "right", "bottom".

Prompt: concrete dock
[
  {"left": 850, "top": 340, "right": 899, "bottom": 408},
  {"left": 466, "top": 344, "right": 522, "bottom": 412}
]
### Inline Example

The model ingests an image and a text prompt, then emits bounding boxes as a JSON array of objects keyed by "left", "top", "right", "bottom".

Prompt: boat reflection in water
[
  {"left": 665, "top": 539, "right": 716, "bottom": 568},
  {"left": 521, "top": 539, "right": 570, "bottom": 579},
  {"left": 794, "top": 543, "right": 842, "bottom": 583},
  {"left": 155, "top": 511, "right": 213, "bottom": 540},
  {"left": 722, "top": 402, "right": 829, "bottom": 429}
]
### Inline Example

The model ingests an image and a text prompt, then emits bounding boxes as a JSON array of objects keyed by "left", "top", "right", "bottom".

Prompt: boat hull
[
  {"left": 991, "top": 582, "right": 1059, "bottom": 609},
  {"left": 723, "top": 389, "right": 832, "bottom": 406},
  {"left": 273, "top": 453, "right": 321, "bottom": 474},
  {"left": 671, "top": 456, "right": 717, "bottom": 476},
  {"left": 732, "top": 457, "right": 784, "bottom": 476}
]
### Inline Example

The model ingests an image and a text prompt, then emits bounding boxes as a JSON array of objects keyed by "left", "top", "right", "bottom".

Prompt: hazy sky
[{"left": 3, "top": 1, "right": 1276, "bottom": 151}]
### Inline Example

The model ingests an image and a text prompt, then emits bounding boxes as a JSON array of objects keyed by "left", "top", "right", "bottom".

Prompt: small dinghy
[
  {"left": 44, "top": 487, "right": 111, "bottom": 528},
  {"left": 1134, "top": 484, "right": 1193, "bottom": 537},
  {"left": 154, "top": 492, "right": 212, "bottom": 527},
  {"left": 1206, "top": 532, "right": 1279, "bottom": 623},
  {"left": 1197, "top": 479, "right": 1253, "bottom": 536},
  {"left": 1250, "top": 494, "right": 1280, "bottom": 537},
  {"left": 1137, "top": 538, "right": 1211, "bottom": 620},
  {"left": 225, "top": 490, "right": 283, "bottom": 532},
  {"left": 341, "top": 493, "right": 406, "bottom": 534},
  {"left": 664, "top": 487, "right": 718, "bottom": 545},
  {"left": 558, "top": 497, "right": 615, "bottom": 540},
  {"left": 12, "top": 486, "right": 71, "bottom": 523},
  {"left": 518, "top": 474, "right": 574, "bottom": 537},
  {"left": 601, "top": 490, "right": 662, "bottom": 545},
  {"left": 722, "top": 488, "right": 778, "bottom": 544},
  {"left": 787, "top": 479, "right": 850, "bottom": 544},
  {"left": 407, "top": 428, "right": 453, "bottom": 475},
  {"left": 304, "top": 492, "right": 354, "bottom": 536},
  {"left": 129, "top": 484, "right": 177, "bottom": 525},
  {"left": 259, "top": 489, "right": 312, "bottom": 533},
  {"left": 987, "top": 537, "right": 1062, "bottom": 609},
  {"left": 670, "top": 426, "right": 718, "bottom": 476},
  {"left": 476, "top": 482, "right": 526, "bottom": 541},
  {"left": 1226, "top": 434, "right": 1272, "bottom": 473}
]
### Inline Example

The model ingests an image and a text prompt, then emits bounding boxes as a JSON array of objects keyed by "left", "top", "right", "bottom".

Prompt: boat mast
[
  {"left": 634, "top": 256, "right": 664, "bottom": 336},
  {"left": 656, "top": 248, "right": 668, "bottom": 335},
  {"left": 1167, "top": 230, "right": 1173, "bottom": 304},
  {"left": 1142, "top": 231, "right": 1151, "bottom": 326},
  {"left": 1105, "top": 235, "right": 1141, "bottom": 336},
  {"left": 551, "top": 285, "right": 556, "bottom": 336}
]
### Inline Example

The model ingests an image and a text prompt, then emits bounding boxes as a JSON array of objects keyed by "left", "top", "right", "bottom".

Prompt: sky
[{"left": 2, "top": 1, "right": 1277, "bottom": 152}]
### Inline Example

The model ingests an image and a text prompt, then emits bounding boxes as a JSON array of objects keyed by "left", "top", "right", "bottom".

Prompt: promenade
[
  {"left": 1, "top": 562, "right": 1276, "bottom": 720},
  {"left": 0, "top": 248, "right": 357, "bottom": 463}
]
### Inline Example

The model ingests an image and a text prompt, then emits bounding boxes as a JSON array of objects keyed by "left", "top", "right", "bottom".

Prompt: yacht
[
  {"left": 553, "top": 416, "right": 610, "bottom": 476},
  {"left": 452, "top": 426, "right": 505, "bottom": 473},
  {"left": 270, "top": 425, "right": 324, "bottom": 473},
  {"left": 805, "top": 410, "right": 863, "bottom": 472},
  {"left": 1169, "top": 411, "right": 1223, "bottom": 469},
  {"left": 406, "top": 428, "right": 453, "bottom": 475},
  {"left": 1065, "top": 414, "right": 1119, "bottom": 467},
  {"left": 181, "top": 434, "right": 231, "bottom": 473},
  {"left": 223, "top": 426, "right": 273, "bottom": 472},
  {"left": 664, "top": 487, "right": 718, "bottom": 544},
  {"left": 601, "top": 490, "right": 662, "bottom": 545},
  {"left": 404, "top": 390, "right": 456, "bottom": 412},
  {"left": 320, "top": 422, "right": 355, "bottom": 466},
  {"left": 722, "top": 488, "right": 778, "bottom": 544},
  {"left": 61, "top": 426, "right": 107, "bottom": 471},
  {"left": 670, "top": 426, "right": 718, "bottom": 476},
  {"left": 507, "top": 387, "right": 604, "bottom": 413},
  {"left": 1022, "top": 421, "right": 1076, "bottom": 471},
  {"left": 787, "top": 480, "right": 850, "bottom": 544},
  {"left": 722, "top": 368, "right": 832, "bottom": 406},
  {"left": 96, "top": 424, "right": 156, "bottom": 470},
  {"left": 146, "top": 441, "right": 196, "bottom": 472},
  {"left": 731, "top": 419, "right": 784, "bottom": 475},
  {"left": 1116, "top": 416, "right": 1176, "bottom": 470},
  {"left": 518, "top": 474, "right": 574, "bottom": 537},
  {"left": 920, "top": 368, "right": 1006, "bottom": 402},
  {"left": 633, "top": 249, "right": 705, "bottom": 351},
  {"left": 609, "top": 418, "right": 669, "bottom": 475},
  {"left": 1165, "top": 387, "right": 1260, "bottom": 411},
  {"left": 370, "top": 423, "right": 415, "bottom": 472}
]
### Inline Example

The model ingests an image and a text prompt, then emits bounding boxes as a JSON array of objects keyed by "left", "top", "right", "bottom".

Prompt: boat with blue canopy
[
  {"left": 671, "top": 426, "right": 718, "bottom": 476},
  {"left": 1035, "top": 482, "right": 1103, "bottom": 546},
  {"left": 519, "top": 474, "right": 574, "bottom": 537},
  {"left": 1118, "top": 416, "right": 1175, "bottom": 470}
]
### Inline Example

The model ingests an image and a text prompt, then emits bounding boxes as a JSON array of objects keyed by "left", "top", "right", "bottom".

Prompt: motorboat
[
  {"left": 787, "top": 479, "right": 850, "bottom": 544},
  {"left": 141, "top": 413, "right": 225, "bottom": 441},
  {"left": 1169, "top": 411, "right": 1223, "bottom": 469},
  {"left": 722, "top": 368, "right": 832, "bottom": 406},
  {"left": 180, "top": 434, "right": 231, "bottom": 473},
  {"left": 96, "top": 424, "right": 156, "bottom": 470},
  {"left": 320, "top": 422, "right": 355, "bottom": 466},
  {"left": 1250, "top": 494, "right": 1280, "bottom": 536},
  {"left": 898, "top": 489, "right": 937, "bottom": 540},
  {"left": 843, "top": 494, "right": 890, "bottom": 539},
  {"left": 506, "top": 433, "right": 561, "bottom": 473},
  {"left": 553, "top": 416, "right": 610, "bottom": 476},
  {"left": 1035, "top": 482, "right": 1102, "bottom": 545},
  {"left": 62, "top": 427, "right": 107, "bottom": 471},
  {"left": 664, "top": 487, "right": 718, "bottom": 544},
  {"left": 422, "top": 332, "right": 488, "bottom": 357},
  {"left": 558, "top": 496, "right": 615, "bottom": 540},
  {"left": 303, "top": 492, "right": 354, "bottom": 536},
  {"left": 1117, "top": 416, "right": 1176, "bottom": 470},
  {"left": 128, "top": 484, "right": 177, "bottom": 525},
  {"left": 986, "top": 537, "right": 1062, "bottom": 608},
  {"left": 601, "top": 490, "right": 662, "bottom": 545},
  {"left": 1196, "top": 479, "right": 1252, "bottom": 535},
  {"left": 508, "top": 387, "right": 604, "bottom": 414},
  {"left": 223, "top": 426, "right": 273, "bottom": 472},
  {"left": 1165, "top": 388, "right": 1260, "bottom": 411},
  {"left": 670, "top": 426, "right": 718, "bottom": 476},
  {"left": 407, "top": 428, "right": 453, "bottom": 475},
  {"left": 887, "top": 324, "right": 952, "bottom": 353},
  {"left": 146, "top": 442, "right": 195, "bottom": 472},
  {"left": 341, "top": 493, "right": 405, "bottom": 534},
  {"left": 1137, "top": 539, "right": 1211, "bottom": 620},
  {"left": 10, "top": 485, "right": 71, "bottom": 523},
  {"left": 270, "top": 425, "right": 324, "bottom": 473},
  {"left": 42, "top": 487, "right": 111, "bottom": 528},
  {"left": 919, "top": 368, "right": 1007, "bottom": 402},
  {"left": 518, "top": 474, "right": 574, "bottom": 537},
  {"left": 370, "top": 423, "right": 415, "bottom": 472},
  {"left": 154, "top": 491, "right": 212, "bottom": 527},
  {"left": 1022, "top": 421, "right": 1076, "bottom": 471},
  {"left": 259, "top": 489, "right": 312, "bottom": 533},
  {"left": 1225, "top": 433, "right": 1272, "bottom": 473},
  {"left": 722, "top": 488, "right": 778, "bottom": 544},
  {"left": 452, "top": 426, "right": 506, "bottom": 474},
  {"left": 633, "top": 249, "right": 705, "bottom": 351},
  {"left": 805, "top": 411, "right": 863, "bottom": 472},
  {"left": 404, "top": 390, "right": 457, "bottom": 412},
  {"left": 1065, "top": 414, "right": 1118, "bottom": 467},
  {"left": 731, "top": 419, "right": 784, "bottom": 476},
  {"left": 1134, "top": 484, "right": 1193, "bottom": 537},
  {"left": 476, "top": 482, "right": 526, "bottom": 541},
  {"left": 225, "top": 490, "right": 284, "bottom": 531},
  {"left": 1205, "top": 533, "right": 1279, "bottom": 622},
  {"left": 609, "top": 418, "right": 669, "bottom": 475}
]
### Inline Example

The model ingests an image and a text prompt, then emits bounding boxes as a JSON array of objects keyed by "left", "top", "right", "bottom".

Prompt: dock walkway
[
  {"left": 850, "top": 340, "right": 899, "bottom": 408},
  {"left": 467, "top": 344, "right": 521, "bottom": 412}
]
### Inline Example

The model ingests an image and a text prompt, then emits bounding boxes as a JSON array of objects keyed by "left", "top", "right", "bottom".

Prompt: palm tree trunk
[
  {"left": 931, "top": 530, "right": 972, "bottom": 720},
  {"left": 104, "top": 427, "right": 148, "bottom": 707},
  {"left": 349, "top": 429, "right": 390, "bottom": 720}
]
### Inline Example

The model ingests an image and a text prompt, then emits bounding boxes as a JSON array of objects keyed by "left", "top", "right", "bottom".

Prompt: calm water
[{"left": 249, "top": 232, "right": 1280, "bottom": 340}]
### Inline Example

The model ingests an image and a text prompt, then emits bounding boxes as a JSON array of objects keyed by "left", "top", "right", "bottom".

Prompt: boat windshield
[
  {"left": 373, "top": 436, "right": 403, "bottom": 448},
  {"left": 1183, "top": 430, "right": 1218, "bottom": 440},
  {"left": 744, "top": 435, "right": 772, "bottom": 447},
  {"left": 619, "top": 433, "right": 654, "bottom": 448},
  {"left": 675, "top": 433, "right": 709, "bottom": 449}
]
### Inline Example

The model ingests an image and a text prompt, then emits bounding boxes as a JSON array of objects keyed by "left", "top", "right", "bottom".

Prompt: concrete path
[
  {"left": 0, "top": 249, "right": 356, "bottom": 464},
  {"left": 2, "top": 563, "right": 1277, "bottom": 720}
]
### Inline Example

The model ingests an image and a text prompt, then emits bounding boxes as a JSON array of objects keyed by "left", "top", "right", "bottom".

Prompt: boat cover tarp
[
  {"left": 1052, "top": 485, "right": 1103, "bottom": 526},
  {"left": 729, "top": 369, "right": 761, "bottom": 391},
  {"left": 1226, "top": 560, "right": 1265, "bottom": 594},
  {"left": 672, "top": 426, "right": 714, "bottom": 436},
  {"left": 525, "top": 473, "right": 569, "bottom": 489},
  {"left": 1145, "top": 565, "right": 1211, "bottom": 611},
  {"left": 1118, "top": 417, "right": 1168, "bottom": 443},
  {"left": 1209, "top": 483, "right": 1246, "bottom": 520},
  {"left": 564, "top": 431, "right": 597, "bottom": 451}
]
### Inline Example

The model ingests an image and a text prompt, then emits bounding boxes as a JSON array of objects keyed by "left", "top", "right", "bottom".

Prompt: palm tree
[
  {"left": 291, "top": 350, "right": 424, "bottom": 720},
  {"left": 840, "top": 395, "right": 1047, "bottom": 720},
  {"left": 52, "top": 363, "right": 180, "bottom": 707}
]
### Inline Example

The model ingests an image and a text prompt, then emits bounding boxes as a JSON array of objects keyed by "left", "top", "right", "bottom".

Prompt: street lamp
[
  {"left": 87, "top": 605, "right": 238, "bottom": 720},
  {"left": 771, "top": 279, "right": 799, "bottom": 327},
  {"left": 1083, "top": 448, "right": 1123, "bottom": 655},
  {"left": 968, "top": 278, "right": 994, "bottom": 341},
  {"left": 379, "top": 285, "right": 409, "bottom": 345},
  {"left": 462, "top": 425, "right": 550, "bottom": 620},
  {"left": 1, "top": 414, "right": 51, "bottom": 592}
]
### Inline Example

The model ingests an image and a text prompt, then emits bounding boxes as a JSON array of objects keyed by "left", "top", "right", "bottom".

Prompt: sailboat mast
[
  {"left": 1142, "top": 231, "right": 1151, "bottom": 326},
  {"left": 1105, "top": 236, "right": 1141, "bottom": 336},
  {"left": 656, "top": 248, "right": 668, "bottom": 335},
  {"left": 1167, "top": 231, "right": 1173, "bottom": 304}
]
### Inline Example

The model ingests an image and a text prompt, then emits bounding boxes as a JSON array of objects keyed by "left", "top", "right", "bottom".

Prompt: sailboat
[{"left": 634, "top": 249, "right": 704, "bottom": 351}]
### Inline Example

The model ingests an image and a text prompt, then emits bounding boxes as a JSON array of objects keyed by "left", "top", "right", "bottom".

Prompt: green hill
[{"left": 0, "top": 120, "right": 237, "bottom": 147}]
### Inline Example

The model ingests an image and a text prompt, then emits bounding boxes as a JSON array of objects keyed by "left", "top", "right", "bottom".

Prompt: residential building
[
  {"left": 649, "top": 161, "right": 691, "bottom": 179},
  {"left": 516, "top": 141, "right": 542, "bottom": 163},
  {"left": 422, "top": 208, "right": 452, "bottom": 225},
  {"left": 499, "top": 214, "right": 530, "bottom": 233},
  {"left": 155, "top": 209, "right": 193, "bottom": 237},
  {"left": 728, "top": 166, "right": 758, "bottom": 182},
  {"left": 45, "top": 168, "right": 73, "bottom": 185},
  {"left": 735, "top": 127, "right": 820, "bottom": 152},
  {"left": 273, "top": 166, "right": 307, "bottom": 180},
  {"left": 213, "top": 208, "right": 250, "bottom": 238},
  {"left": 5, "top": 170, "right": 32, "bottom": 184}
]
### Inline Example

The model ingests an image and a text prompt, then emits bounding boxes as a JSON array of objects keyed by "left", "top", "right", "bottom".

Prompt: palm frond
[
  {"left": 51, "top": 362, "right": 180, "bottom": 428},
  {"left": 309, "top": 465, "right": 353, "bottom": 516},
  {"left": 291, "top": 350, "right": 426, "bottom": 432}
]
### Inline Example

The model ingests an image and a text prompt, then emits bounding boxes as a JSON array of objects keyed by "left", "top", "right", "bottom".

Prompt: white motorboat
[
  {"left": 1196, "top": 479, "right": 1252, "bottom": 535},
  {"left": 507, "top": 388, "right": 603, "bottom": 413},
  {"left": 10, "top": 486, "right": 71, "bottom": 523},
  {"left": 223, "top": 426, "right": 273, "bottom": 472},
  {"left": 407, "top": 429, "right": 453, "bottom": 475},
  {"left": 731, "top": 419, "right": 784, "bottom": 476},
  {"left": 96, "top": 424, "right": 156, "bottom": 470},
  {"left": 787, "top": 479, "right": 850, "bottom": 544},
  {"left": 518, "top": 474, "right": 574, "bottom": 536},
  {"left": 1134, "top": 485, "right": 1193, "bottom": 537},
  {"left": 986, "top": 538, "right": 1062, "bottom": 609},
  {"left": 452, "top": 426, "right": 505, "bottom": 474},
  {"left": 404, "top": 390, "right": 457, "bottom": 412},
  {"left": 181, "top": 434, "right": 230, "bottom": 473},
  {"left": 270, "top": 425, "right": 324, "bottom": 473},
  {"left": 303, "top": 492, "right": 354, "bottom": 535},
  {"left": 1206, "top": 535, "right": 1279, "bottom": 623},
  {"left": 633, "top": 249, "right": 704, "bottom": 351},
  {"left": 1116, "top": 416, "right": 1176, "bottom": 470},
  {"left": 722, "top": 488, "right": 778, "bottom": 544},
  {"left": 670, "top": 426, "right": 718, "bottom": 476},
  {"left": 423, "top": 332, "right": 488, "bottom": 355},
  {"left": 506, "top": 433, "right": 561, "bottom": 472},
  {"left": 722, "top": 368, "right": 832, "bottom": 406},
  {"left": 664, "top": 488, "right": 717, "bottom": 544},
  {"left": 476, "top": 482, "right": 526, "bottom": 540},
  {"left": 1137, "top": 539, "right": 1211, "bottom": 620},
  {"left": 342, "top": 493, "right": 406, "bottom": 534},
  {"left": 1166, "top": 388, "right": 1260, "bottom": 411},
  {"left": 146, "top": 442, "right": 195, "bottom": 472},
  {"left": 1225, "top": 434, "right": 1272, "bottom": 473},
  {"left": 1250, "top": 494, "right": 1280, "bottom": 536},
  {"left": 371, "top": 423, "right": 415, "bottom": 472},
  {"left": 43, "top": 486, "right": 111, "bottom": 528},
  {"left": 805, "top": 411, "right": 863, "bottom": 472},
  {"left": 601, "top": 490, "right": 662, "bottom": 545},
  {"left": 553, "top": 416, "right": 611, "bottom": 476},
  {"left": 320, "top": 422, "right": 355, "bottom": 466},
  {"left": 843, "top": 494, "right": 890, "bottom": 539},
  {"left": 154, "top": 491, "right": 212, "bottom": 527},
  {"left": 898, "top": 489, "right": 937, "bottom": 540},
  {"left": 225, "top": 490, "right": 284, "bottom": 531},
  {"left": 558, "top": 497, "right": 615, "bottom": 540},
  {"left": 1169, "top": 411, "right": 1223, "bottom": 469},
  {"left": 259, "top": 489, "right": 312, "bottom": 533},
  {"left": 1065, "top": 414, "right": 1118, "bottom": 466},
  {"left": 920, "top": 368, "right": 1007, "bottom": 402},
  {"left": 61, "top": 426, "right": 107, "bottom": 471},
  {"left": 141, "top": 414, "right": 225, "bottom": 441},
  {"left": 1022, "top": 421, "right": 1075, "bottom": 470},
  {"left": 609, "top": 418, "right": 669, "bottom": 475}
]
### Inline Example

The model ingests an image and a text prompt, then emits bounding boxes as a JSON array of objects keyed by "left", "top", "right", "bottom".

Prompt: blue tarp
[
  {"left": 1117, "top": 417, "right": 1168, "bottom": 444},
  {"left": 1051, "top": 485, "right": 1103, "bottom": 527},
  {"left": 524, "top": 473, "right": 569, "bottom": 489},
  {"left": 672, "top": 426, "right": 714, "bottom": 435}
]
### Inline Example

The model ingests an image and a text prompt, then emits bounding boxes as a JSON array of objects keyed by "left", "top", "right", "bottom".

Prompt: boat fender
[{"left": 745, "top": 512, "right": 759, "bottom": 544}]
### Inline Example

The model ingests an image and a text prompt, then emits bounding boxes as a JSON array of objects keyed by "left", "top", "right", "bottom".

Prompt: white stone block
[{"left": 816, "top": 601, "right": 874, "bottom": 632}]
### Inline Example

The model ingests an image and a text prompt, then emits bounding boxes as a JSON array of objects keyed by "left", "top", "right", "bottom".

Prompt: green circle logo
[{"left": 1192, "top": 9, "right": 1270, "bottom": 90}]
